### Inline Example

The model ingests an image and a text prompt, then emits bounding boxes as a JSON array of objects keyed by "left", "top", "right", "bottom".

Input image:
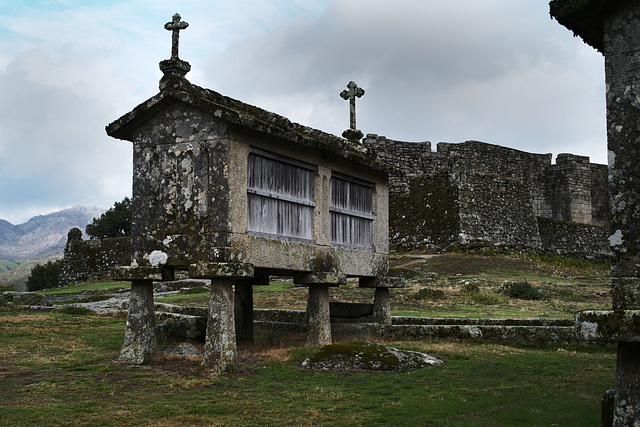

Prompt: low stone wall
[
  {"left": 537, "top": 217, "right": 611, "bottom": 260},
  {"left": 150, "top": 306, "right": 582, "bottom": 346},
  {"left": 252, "top": 309, "right": 581, "bottom": 347},
  {"left": 60, "top": 237, "right": 131, "bottom": 285}
]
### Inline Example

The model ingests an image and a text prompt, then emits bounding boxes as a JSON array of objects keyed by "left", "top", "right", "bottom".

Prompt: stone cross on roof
[
  {"left": 340, "top": 81, "right": 365, "bottom": 142},
  {"left": 340, "top": 81, "right": 365, "bottom": 131},
  {"left": 165, "top": 13, "right": 189, "bottom": 61}
]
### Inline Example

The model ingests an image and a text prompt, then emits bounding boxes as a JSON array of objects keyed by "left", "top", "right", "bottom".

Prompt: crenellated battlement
[{"left": 364, "top": 135, "right": 610, "bottom": 257}]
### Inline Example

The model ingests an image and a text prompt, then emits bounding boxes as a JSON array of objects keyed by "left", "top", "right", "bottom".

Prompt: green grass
[
  {"left": 155, "top": 280, "right": 304, "bottom": 307},
  {"left": 0, "top": 309, "right": 616, "bottom": 426},
  {"left": 38, "top": 281, "right": 130, "bottom": 295}
]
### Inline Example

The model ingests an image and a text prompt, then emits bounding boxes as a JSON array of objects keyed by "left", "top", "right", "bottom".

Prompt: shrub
[
  {"left": 26, "top": 260, "right": 63, "bottom": 291},
  {"left": 414, "top": 287, "right": 445, "bottom": 301},
  {"left": 500, "top": 280, "right": 542, "bottom": 300},
  {"left": 461, "top": 282, "right": 480, "bottom": 295},
  {"left": 468, "top": 291, "right": 506, "bottom": 305}
]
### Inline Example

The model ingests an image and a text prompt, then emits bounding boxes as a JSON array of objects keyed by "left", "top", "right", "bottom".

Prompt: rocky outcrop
[{"left": 301, "top": 340, "right": 443, "bottom": 371}]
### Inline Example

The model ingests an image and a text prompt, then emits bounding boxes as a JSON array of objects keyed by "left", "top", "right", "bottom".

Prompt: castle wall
[
  {"left": 456, "top": 171, "right": 541, "bottom": 250},
  {"left": 60, "top": 236, "right": 132, "bottom": 285},
  {"left": 537, "top": 217, "right": 610, "bottom": 260},
  {"left": 365, "top": 135, "right": 610, "bottom": 257}
]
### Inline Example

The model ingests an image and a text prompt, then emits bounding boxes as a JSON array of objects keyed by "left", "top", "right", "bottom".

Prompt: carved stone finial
[
  {"left": 159, "top": 13, "right": 191, "bottom": 90},
  {"left": 165, "top": 13, "right": 189, "bottom": 61},
  {"left": 340, "top": 81, "right": 365, "bottom": 142}
]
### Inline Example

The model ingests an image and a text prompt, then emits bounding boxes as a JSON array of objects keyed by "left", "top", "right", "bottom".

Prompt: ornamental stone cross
[
  {"left": 340, "top": 81, "right": 365, "bottom": 131},
  {"left": 165, "top": 13, "right": 189, "bottom": 61}
]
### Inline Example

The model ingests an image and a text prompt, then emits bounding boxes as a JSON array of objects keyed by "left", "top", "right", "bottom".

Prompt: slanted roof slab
[
  {"left": 106, "top": 80, "right": 398, "bottom": 174},
  {"left": 549, "top": 0, "right": 631, "bottom": 53}
]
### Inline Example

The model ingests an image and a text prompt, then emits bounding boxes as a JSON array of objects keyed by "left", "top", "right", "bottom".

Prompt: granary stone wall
[{"left": 365, "top": 136, "right": 610, "bottom": 257}]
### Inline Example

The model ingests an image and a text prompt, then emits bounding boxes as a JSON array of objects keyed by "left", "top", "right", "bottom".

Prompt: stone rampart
[
  {"left": 60, "top": 236, "right": 132, "bottom": 285},
  {"left": 537, "top": 217, "right": 610, "bottom": 259},
  {"left": 365, "top": 136, "right": 611, "bottom": 257}
]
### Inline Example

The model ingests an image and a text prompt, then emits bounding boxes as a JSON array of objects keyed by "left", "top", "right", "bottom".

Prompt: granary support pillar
[
  {"left": 552, "top": 1, "right": 640, "bottom": 424},
  {"left": 120, "top": 279, "right": 156, "bottom": 364},
  {"left": 360, "top": 276, "right": 405, "bottom": 325},
  {"left": 234, "top": 274, "right": 269, "bottom": 345},
  {"left": 190, "top": 262, "right": 254, "bottom": 373},
  {"left": 602, "top": 3, "right": 640, "bottom": 424},
  {"left": 203, "top": 278, "right": 236, "bottom": 371},
  {"left": 234, "top": 283, "right": 254, "bottom": 345},
  {"left": 306, "top": 285, "right": 331, "bottom": 346},
  {"left": 111, "top": 266, "right": 165, "bottom": 365},
  {"left": 373, "top": 288, "right": 391, "bottom": 325},
  {"left": 295, "top": 272, "right": 346, "bottom": 346}
]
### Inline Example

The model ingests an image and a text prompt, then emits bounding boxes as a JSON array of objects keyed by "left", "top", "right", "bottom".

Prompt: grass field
[
  {"left": 151, "top": 252, "right": 612, "bottom": 319},
  {"left": 0, "top": 309, "right": 616, "bottom": 426},
  {"left": 0, "top": 252, "right": 617, "bottom": 425}
]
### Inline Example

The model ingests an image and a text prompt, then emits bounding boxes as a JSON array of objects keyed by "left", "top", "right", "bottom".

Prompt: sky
[{"left": 0, "top": 0, "right": 606, "bottom": 225}]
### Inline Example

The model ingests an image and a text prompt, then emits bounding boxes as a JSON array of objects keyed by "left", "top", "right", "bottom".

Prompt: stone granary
[
  {"left": 106, "top": 14, "right": 401, "bottom": 372},
  {"left": 551, "top": 1, "right": 640, "bottom": 425}
]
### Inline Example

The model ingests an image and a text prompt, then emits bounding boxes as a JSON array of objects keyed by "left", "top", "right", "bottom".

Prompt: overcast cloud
[{"left": 0, "top": 0, "right": 606, "bottom": 225}]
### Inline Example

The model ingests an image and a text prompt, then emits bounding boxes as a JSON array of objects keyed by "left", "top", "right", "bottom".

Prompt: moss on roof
[{"left": 106, "top": 78, "right": 399, "bottom": 174}]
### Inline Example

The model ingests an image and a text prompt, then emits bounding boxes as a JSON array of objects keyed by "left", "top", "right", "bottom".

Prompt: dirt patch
[{"left": 0, "top": 314, "right": 50, "bottom": 323}]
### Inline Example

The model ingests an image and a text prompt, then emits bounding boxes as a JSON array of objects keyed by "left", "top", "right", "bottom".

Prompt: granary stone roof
[
  {"left": 549, "top": 0, "right": 631, "bottom": 53},
  {"left": 106, "top": 76, "right": 397, "bottom": 175}
]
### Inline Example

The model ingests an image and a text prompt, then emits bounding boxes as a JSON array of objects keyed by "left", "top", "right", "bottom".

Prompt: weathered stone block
[
  {"left": 111, "top": 265, "right": 163, "bottom": 281},
  {"left": 575, "top": 310, "right": 640, "bottom": 342},
  {"left": 155, "top": 312, "right": 206, "bottom": 340},
  {"left": 294, "top": 272, "right": 346, "bottom": 286},
  {"left": 0, "top": 291, "right": 51, "bottom": 307},
  {"left": 189, "top": 262, "right": 254, "bottom": 279},
  {"left": 359, "top": 276, "right": 405, "bottom": 288}
]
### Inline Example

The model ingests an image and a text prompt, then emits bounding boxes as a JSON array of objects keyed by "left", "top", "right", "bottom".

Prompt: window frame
[{"left": 246, "top": 147, "right": 316, "bottom": 244}]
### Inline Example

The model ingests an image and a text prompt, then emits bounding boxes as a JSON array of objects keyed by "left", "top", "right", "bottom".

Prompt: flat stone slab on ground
[{"left": 301, "top": 340, "right": 443, "bottom": 372}]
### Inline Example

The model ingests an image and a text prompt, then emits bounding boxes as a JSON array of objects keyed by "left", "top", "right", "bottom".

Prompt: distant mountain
[{"left": 0, "top": 206, "right": 105, "bottom": 261}]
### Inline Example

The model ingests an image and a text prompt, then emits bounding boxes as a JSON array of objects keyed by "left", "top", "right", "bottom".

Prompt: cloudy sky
[{"left": 0, "top": 0, "right": 606, "bottom": 225}]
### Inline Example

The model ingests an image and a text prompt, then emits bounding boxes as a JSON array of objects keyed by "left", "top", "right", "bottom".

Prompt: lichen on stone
[{"left": 301, "top": 340, "right": 443, "bottom": 372}]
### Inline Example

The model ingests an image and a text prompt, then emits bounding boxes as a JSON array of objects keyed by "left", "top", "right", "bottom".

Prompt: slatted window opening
[
  {"left": 330, "top": 173, "right": 374, "bottom": 251},
  {"left": 247, "top": 148, "right": 315, "bottom": 242}
]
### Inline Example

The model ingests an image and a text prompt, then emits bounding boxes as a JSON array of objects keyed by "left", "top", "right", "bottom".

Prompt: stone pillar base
[
  {"left": 602, "top": 388, "right": 615, "bottom": 427},
  {"left": 306, "top": 285, "right": 331, "bottom": 347},
  {"left": 613, "top": 342, "right": 640, "bottom": 426},
  {"left": 120, "top": 280, "right": 156, "bottom": 364},
  {"left": 373, "top": 287, "right": 391, "bottom": 324},
  {"left": 202, "top": 279, "right": 237, "bottom": 372}
]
